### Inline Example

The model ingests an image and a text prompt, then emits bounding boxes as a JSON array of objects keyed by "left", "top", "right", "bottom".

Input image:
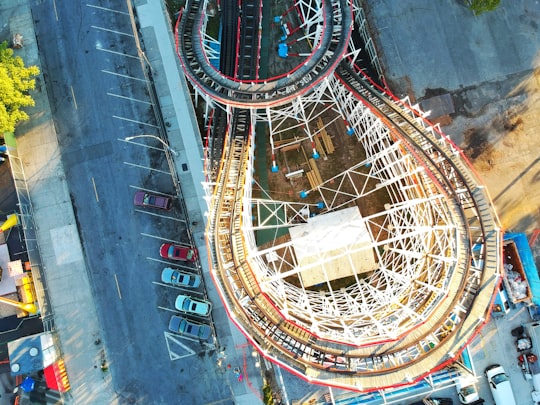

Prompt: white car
[
  {"left": 485, "top": 364, "right": 517, "bottom": 405},
  {"left": 175, "top": 294, "right": 212, "bottom": 317},
  {"left": 161, "top": 268, "right": 201, "bottom": 288},
  {"left": 455, "top": 376, "right": 480, "bottom": 404}
]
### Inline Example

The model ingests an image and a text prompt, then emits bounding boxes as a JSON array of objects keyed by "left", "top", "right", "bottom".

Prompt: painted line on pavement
[
  {"left": 53, "top": 0, "right": 59, "bottom": 21},
  {"left": 113, "top": 115, "right": 159, "bottom": 128},
  {"left": 140, "top": 233, "right": 184, "bottom": 244},
  {"left": 128, "top": 184, "right": 175, "bottom": 197},
  {"left": 121, "top": 139, "right": 163, "bottom": 152},
  {"left": 91, "top": 25, "right": 134, "bottom": 37},
  {"left": 96, "top": 46, "right": 139, "bottom": 59},
  {"left": 86, "top": 3, "right": 129, "bottom": 15},
  {"left": 152, "top": 281, "right": 204, "bottom": 296},
  {"left": 107, "top": 92, "right": 151, "bottom": 104},
  {"left": 135, "top": 210, "right": 186, "bottom": 223},
  {"left": 70, "top": 85, "right": 78, "bottom": 110},
  {"left": 164, "top": 332, "right": 197, "bottom": 360},
  {"left": 123, "top": 161, "right": 171, "bottom": 175},
  {"left": 91, "top": 177, "right": 99, "bottom": 201},
  {"left": 158, "top": 306, "right": 177, "bottom": 314},
  {"left": 147, "top": 257, "right": 196, "bottom": 271},
  {"left": 101, "top": 70, "right": 146, "bottom": 82},
  {"left": 114, "top": 274, "right": 122, "bottom": 299}
]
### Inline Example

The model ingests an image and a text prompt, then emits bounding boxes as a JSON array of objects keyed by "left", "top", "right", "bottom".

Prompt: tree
[
  {"left": 465, "top": 0, "right": 501, "bottom": 16},
  {"left": 0, "top": 41, "right": 40, "bottom": 134}
]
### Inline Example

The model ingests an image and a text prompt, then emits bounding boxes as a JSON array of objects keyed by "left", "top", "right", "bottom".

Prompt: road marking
[
  {"left": 135, "top": 210, "right": 187, "bottom": 223},
  {"left": 121, "top": 139, "right": 163, "bottom": 152},
  {"left": 91, "top": 25, "right": 134, "bottom": 37},
  {"left": 86, "top": 3, "right": 129, "bottom": 15},
  {"left": 91, "top": 177, "right": 99, "bottom": 201},
  {"left": 70, "top": 85, "right": 78, "bottom": 110},
  {"left": 53, "top": 0, "right": 59, "bottom": 21},
  {"left": 101, "top": 69, "right": 146, "bottom": 82},
  {"left": 123, "top": 161, "right": 171, "bottom": 175},
  {"left": 140, "top": 233, "right": 188, "bottom": 244},
  {"left": 164, "top": 332, "right": 197, "bottom": 361},
  {"left": 158, "top": 305, "right": 177, "bottom": 313},
  {"left": 147, "top": 257, "right": 196, "bottom": 271},
  {"left": 152, "top": 281, "right": 204, "bottom": 296},
  {"left": 114, "top": 274, "right": 122, "bottom": 299},
  {"left": 107, "top": 92, "right": 151, "bottom": 104},
  {"left": 128, "top": 184, "right": 175, "bottom": 198},
  {"left": 113, "top": 115, "right": 159, "bottom": 128},
  {"left": 96, "top": 46, "right": 139, "bottom": 59}
]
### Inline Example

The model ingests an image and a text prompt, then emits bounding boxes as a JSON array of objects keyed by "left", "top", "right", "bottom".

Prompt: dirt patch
[{"left": 456, "top": 68, "right": 540, "bottom": 233}]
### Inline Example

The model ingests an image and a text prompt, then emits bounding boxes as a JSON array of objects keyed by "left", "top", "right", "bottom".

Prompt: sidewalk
[{"left": 2, "top": 1, "right": 116, "bottom": 403}]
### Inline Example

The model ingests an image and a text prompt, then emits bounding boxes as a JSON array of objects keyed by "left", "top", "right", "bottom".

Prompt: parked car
[
  {"left": 160, "top": 243, "right": 198, "bottom": 262},
  {"left": 161, "top": 267, "right": 201, "bottom": 288},
  {"left": 175, "top": 294, "right": 212, "bottom": 316},
  {"left": 133, "top": 191, "right": 172, "bottom": 210},
  {"left": 455, "top": 376, "right": 480, "bottom": 404},
  {"left": 484, "top": 364, "right": 516, "bottom": 405},
  {"left": 168, "top": 315, "right": 211, "bottom": 340}
]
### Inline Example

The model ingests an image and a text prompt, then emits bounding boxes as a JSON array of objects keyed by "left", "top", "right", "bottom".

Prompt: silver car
[
  {"left": 168, "top": 315, "right": 212, "bottom": 340},
  {"left": 161, "top": 268, "right": 201, "bottom": 288},
  {"left": 175, "top": 294, "right": 212, "bottom": 317}
]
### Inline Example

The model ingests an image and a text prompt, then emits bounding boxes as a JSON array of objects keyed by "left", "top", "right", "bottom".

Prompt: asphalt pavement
[
  {"left": 3, "top": 0, "right": 539, "bottom": 404},
  {"left": 2, "top": 0, "right": 263, "bottom": 404}
]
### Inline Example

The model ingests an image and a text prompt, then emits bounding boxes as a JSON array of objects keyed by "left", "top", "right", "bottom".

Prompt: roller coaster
[{"left": 176, "top": 0, "right": 502, "bottom": 392}]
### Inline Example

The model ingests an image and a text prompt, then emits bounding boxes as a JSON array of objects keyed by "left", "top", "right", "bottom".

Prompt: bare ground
[{"left": 449, "top": 67, "right": 540, "bottom": 234}]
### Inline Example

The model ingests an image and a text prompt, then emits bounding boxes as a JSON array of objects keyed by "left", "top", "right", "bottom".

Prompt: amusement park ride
[{"left": 175, "top": 0, "right": 501, "bottom": 393}]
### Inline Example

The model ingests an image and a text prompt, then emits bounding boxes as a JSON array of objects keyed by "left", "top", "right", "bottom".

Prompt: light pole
[{"left": 124, "top": 134, "right": 179, "bottom": 156}]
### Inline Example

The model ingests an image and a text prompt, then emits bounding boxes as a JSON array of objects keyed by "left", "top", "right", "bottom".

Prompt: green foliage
[
  {"left": 0, "top": 41, "right": 40, "bottom": 133},
  {"left": 465, "top": 0, "right": 501, "bottom": 16}
]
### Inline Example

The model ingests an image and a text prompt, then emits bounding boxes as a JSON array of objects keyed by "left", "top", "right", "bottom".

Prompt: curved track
[
  {"left": 179, "top": 0, "right": 502, "bottom": 392},
  {"left": 176, "top": 0, "right": 353, "bottom": 107}
]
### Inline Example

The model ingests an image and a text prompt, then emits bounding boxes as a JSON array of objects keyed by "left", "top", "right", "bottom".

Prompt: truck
[{"left": 501, "top": 237, "right": 531, "bottom": 304}]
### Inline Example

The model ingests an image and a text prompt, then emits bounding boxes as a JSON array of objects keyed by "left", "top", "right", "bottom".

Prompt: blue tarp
[{"left": 504, "top": 233, "right": 540, "bottom": 306}]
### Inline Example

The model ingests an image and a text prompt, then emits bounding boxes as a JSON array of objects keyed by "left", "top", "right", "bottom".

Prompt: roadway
[{"left": 29, "top": 1, "right": 230, "bottom": 403}]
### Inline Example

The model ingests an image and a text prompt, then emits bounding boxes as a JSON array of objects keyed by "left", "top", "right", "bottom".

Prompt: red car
[
  {"left": 133, "top": 191, "right": 172, "bottom": 210},
  {"left": 160, "top": 243, "right": 198, "bottom": 262}
]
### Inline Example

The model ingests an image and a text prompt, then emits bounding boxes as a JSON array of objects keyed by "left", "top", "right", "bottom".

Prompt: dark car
[
  {"left": 160, "top": 243, "right": 198, "bottom": 262},
  {"left": 168, "top": 315, "right": 211, "bottom": 340},
  {"left": 133, "top": 191, "right": 172, "bottom": 210}
]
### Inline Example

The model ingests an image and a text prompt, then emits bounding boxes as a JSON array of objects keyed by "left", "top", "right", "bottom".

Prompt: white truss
[{"left": 188, "top": 0, "right": 501, "bottom": 393}]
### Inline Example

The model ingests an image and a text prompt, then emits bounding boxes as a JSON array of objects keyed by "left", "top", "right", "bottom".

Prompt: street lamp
[{"left": 124, "top": 134, "right": 178, "bottom": 156}]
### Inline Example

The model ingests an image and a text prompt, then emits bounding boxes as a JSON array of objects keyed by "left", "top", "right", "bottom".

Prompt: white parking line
[
  {"left": 96, "top": 46, "right": 139, "bottom": 59},
  {"left": 70, "top": 85, "right": 78, "bottom": 110},
  {"left": 107, "top": 92, "right": 151, "bottom": 104},
  {"left": 135, "top": 210, "right": 187, "bottom": 223},
  {"left": 158, "top": 306, "right": 177, "bottom": 313},
  {"left": 86, "top": 3, "right": 129, "bottom": 15},
  {"left": 141, "top": 233, "right": 187, "bottom": 244},
  {"left": 53, "top": 0, "right": 59, "bottom": 21},
  {"left": 152, "top": 281, "right": 204, "bottom": 296},
  {"left": 120, "top": 139, "right": 163, "bottom": 152},
  {"left": 102, "top": 69, "right": 147, "bottom": 82},
  {"left": 114, "top": 274, "right": 122, "bottom": 299},
  {"left": 128, "top": 185, "right": 174, "bottom": 197},
  {"left": 123, "top": 161, "right": 171, "bottom": 175},
  {"left": 113, "top": 115, "right": 159, "bottom": 128},
  {"left": 147, "top": 257, "right": 197, "bottom": 271},
  {"left": 91, "top": 25, "right": 134, "bottom": 37}
]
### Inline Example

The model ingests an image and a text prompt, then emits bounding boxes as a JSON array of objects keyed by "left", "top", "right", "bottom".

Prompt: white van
[{"left": 484, "top": 364, "right": 517, "bottom": 405}]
